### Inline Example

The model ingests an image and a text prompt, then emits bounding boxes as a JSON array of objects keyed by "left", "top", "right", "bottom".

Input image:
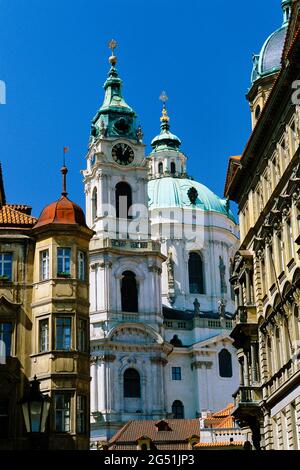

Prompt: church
[{"left": 82, "top": 42, "right": 240, "bottom": 444}]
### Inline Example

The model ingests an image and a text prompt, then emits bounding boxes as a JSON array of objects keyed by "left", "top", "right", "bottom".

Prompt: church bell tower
[{"left": 82, "top": 41, "right": 171, "bottom": 444}]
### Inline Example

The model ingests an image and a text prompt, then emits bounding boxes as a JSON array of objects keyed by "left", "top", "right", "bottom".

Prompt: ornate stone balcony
[
  {"left": 231, "top": 306, "right": 258, "bottom": 345},
  {"left": 91, "top": 238, "right": 161, "bottom": 253},
  {"left": 232, "top": 385, "right": 262, "bottom": 420}
]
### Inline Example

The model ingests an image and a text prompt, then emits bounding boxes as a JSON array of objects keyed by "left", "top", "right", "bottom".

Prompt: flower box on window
[
  {"left": 0, "top": 275, "right": 10, "bottom": 281},
  {"left": 57, "top": 272, "right": 71, "bottom": 279}
]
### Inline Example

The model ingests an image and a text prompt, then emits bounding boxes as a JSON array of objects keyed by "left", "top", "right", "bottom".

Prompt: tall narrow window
[
  {"left": 0, "top": 322, "right": 12, "bottom": 357},
  {"left": 121, "top": 271, "right": 138, "bottom": 312},
  {"left": 78, "top": 251, "right": 86, "bottom": 281},
  {"left": 218, "top": 349, "right": 233, "bottom": 378},
  {"left": 124, "top": 368, "right": 141, "bottom": 398},
  {"left": 287, "top": 220, "right": 295, "bottom": 260},
  {"left": 55, "top": 394, "right": 71, "bottom": 433},
  {"left": 57, "top": 248, "right": 71, "bottom": 277},
  {"left": 0, "top": 401, "right": 9, "bottom": 437},
  {"left": 77, "top": 319, "right": 87, "bottom": 352},
  {"left": 55, "top": 317, "right": 71, "bottom": 350},
  {"left": 39, "top": 319, "right": 49, "bottom": 353},
  {"left": 172, "top": 400, "right": 184, "bottom": 419},
  {"left": 92, "top": 187, "right": 97, "bottom": 222},
  {"left": 40, "top": 250, "right": 49, "bottom": 281},
  {"left": 158, "top": 162, "right": 163, "bottom": 174},
  {"left": 188, "top": 252, "right": 204, "bottom": 294},
  {"left": 170, "top": 162, "right": 176, "bottom": 174},
  {"left": 0, "top": 253, "right": 12, "bottom": 280},
  {"left": 77, "top": 395, "right": 87, "bottom": 434},
  {"left": 116, "top": 182, "right": 132, "bottom": 219}
]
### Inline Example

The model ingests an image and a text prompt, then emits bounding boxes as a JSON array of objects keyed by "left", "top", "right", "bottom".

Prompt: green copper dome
[
  {"left": 148, "top": 177, "right": 236, "bottom": 222},
  {"left": 151, "top": 105, "right": 181, "bottom": 152},
  {"left": 251, "top": 1, "right": 290, "bottom": 84}
]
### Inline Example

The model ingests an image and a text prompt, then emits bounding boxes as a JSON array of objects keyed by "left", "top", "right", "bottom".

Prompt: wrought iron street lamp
[{"left": 20, "top": 375, "right": 51, "bottom": 447}]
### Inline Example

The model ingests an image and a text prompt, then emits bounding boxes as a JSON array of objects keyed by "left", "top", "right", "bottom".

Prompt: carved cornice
[{"left": 190, "top": 360, "right": 213, "bottom": 370}]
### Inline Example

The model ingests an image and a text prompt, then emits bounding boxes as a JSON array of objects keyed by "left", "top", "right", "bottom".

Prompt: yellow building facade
[
  {"left": 0, "top": 166, "right": 93, "bottom": 449},
  {"left": 225, "top": 0, "right": 300, "bottom": 450}
]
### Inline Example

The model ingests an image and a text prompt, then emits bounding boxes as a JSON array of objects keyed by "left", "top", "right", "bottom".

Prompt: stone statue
[
  {"left": 166, "top": 249, "right": 175, "bottom": 289},
  {"left": 218, "top": 298, "right": 226, "bottom": 318},
  {"left": 193, "top": 298, "right": 201, "bottom": 315},
  {"left": 219, "top": 256, "right": 227, "bottom": 294}
]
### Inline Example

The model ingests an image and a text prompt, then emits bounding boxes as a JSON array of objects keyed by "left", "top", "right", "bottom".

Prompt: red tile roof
[
  {"left": 0, "top": 204, "right": 37, "bottom": 227},
  {"left": 204, "top": 404, "right": 236, "bottom": 429},
  {"left": 109, "top": 419, "right": 200, "bottom": 450},
  {"left": 211, "top": 403, "right": 234, "bottom": 418},
  {"left": 194, "top": 441, "right": 244, "bottom": 448}
]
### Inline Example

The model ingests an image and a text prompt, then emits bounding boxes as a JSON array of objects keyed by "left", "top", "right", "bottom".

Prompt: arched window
[
  {"left": 188, "top": 252, "right": 204, "bottom": 294},
  {"left": 170, "top": 162, "right": 176, "bottom": 174},
  {"left": 116, "top": 182, "right": 132, "bottom": 219},
  {"left": 158, "top": 162, "right": 163, "bottom": 174},
  {"left": 92, "top": 187, "right": 97, "bottom": 221},
  {"left": 172, "top": 400, "right": 184, "bottom": 419},
  {"left": 124, "top": 368, "right": 141, "bottom": 398},
  {"left": 121, "top": 271, "right": 138, "bottom": 312},
  {"left": 218, "top": 349, "right": 233, "bottom": 378}
]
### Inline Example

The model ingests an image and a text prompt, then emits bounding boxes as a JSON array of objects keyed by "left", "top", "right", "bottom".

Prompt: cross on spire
[
  {"left": 108, "top": 39, "right": 118, "bottom": 65},
  {"left": 159, "top": 91, "right": 170, "bottom": 126}
]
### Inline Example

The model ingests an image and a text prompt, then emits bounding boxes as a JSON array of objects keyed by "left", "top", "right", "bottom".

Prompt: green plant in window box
[
  {"left": 0, "top": 274, "right": 9, "bottom": 281},
  {"left": 57, "top": 272, "right": 71, "bottom": 278}
]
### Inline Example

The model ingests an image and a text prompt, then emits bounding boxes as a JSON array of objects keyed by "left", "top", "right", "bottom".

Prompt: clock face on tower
[{"left": 112, "top": 143, "right": 134, "bottom": 166}]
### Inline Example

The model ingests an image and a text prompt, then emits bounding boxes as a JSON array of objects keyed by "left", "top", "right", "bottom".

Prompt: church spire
[
  {"left": 89, "top": 40, "right": 138, "bottom": 143},
  {"left": 159, "top": 91, "right": 170, "bottom": 132},
  {"left": 151, "top": 91, "right": 181, "bottom": 152},
  {"left": 0, "top": 163, "right": 6, "bottom": 207}
]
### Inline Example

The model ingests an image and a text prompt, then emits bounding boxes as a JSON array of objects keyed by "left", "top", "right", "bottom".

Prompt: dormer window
[{"left": 155, "top": 420, "right": 171, "bottom": 432}]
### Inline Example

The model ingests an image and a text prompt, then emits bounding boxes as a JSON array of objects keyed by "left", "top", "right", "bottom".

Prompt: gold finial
[
  {"left": 159, "top": 91, "right": 170, "bottom": 123},
  {"left": 108, "top": 39, "right": 118, "bottom": 65}
]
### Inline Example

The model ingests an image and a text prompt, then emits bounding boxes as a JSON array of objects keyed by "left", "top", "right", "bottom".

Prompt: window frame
[
  {"left": 54, "top": 393, "right": 72, "bottom": 433},
  {"left": 0, "top": 322, "right": 13, "bottom": 358},
  {"left": 172, "top": 400, "right": 184, "bottom": 419},
  {"left": 218, "top": 348, "right": 233, "bottom": 378},
  {"left": 188, "top": 252, "right": 205, "bottom": 295},
  {"left": 77, "top": 395, "right": 87, "bottom": 434},
  {"left": 77, "top": 250, "right": 86, "bottom": 281},
  {"left": 55, "top": 316, "right": 72, "bottom": 351},
  {"left": 57, "top": 247, "right": 71, "bottom": 277},
  {"left": 40, "top": 249, "right": 50, "bottom": 281},
  {"left": 0, "top": 252, "right": 13, "bottom": 281},
  {"left": 77, "top": 318, "right": 88, "bottom": 353},
  {"left": 123, "top": 368, "right": 141, "bottom": 398},
  {"left": 171, "top": 366, "right": 182, "bottom": 381},
  {"left": 39, "top": 318, "right": 49, "bottom": 353}
]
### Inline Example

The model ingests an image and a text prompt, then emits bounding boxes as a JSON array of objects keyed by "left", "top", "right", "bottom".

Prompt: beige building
[
  {"left": 0, "top": 165, "right": 93, "bottom": 449},
  {"left": 225, "top": 0, "right": 300, "bottom": 451}
]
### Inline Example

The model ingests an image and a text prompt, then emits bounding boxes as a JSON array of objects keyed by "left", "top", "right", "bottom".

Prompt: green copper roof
[
  {"left": 90, "top": 62, "right": 138, "bottom": 142},
  {"left": 148, "top": 177, "right": 236, "bottom": 222},
  {"left": 251, "top": 1, "right": 290, "bottom": 84},
  {"left": 151, "top": 106, "right": 181, "bottom": 152}
]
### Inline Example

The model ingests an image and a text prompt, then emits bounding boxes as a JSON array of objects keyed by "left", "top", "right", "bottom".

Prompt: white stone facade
[{"left": 83, "top": 61, "right": 240, "bottom": 444}]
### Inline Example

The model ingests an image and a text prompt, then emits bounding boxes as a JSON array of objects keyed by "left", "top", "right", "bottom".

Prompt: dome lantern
[{"left": 151, "top": 92, "right": 182, "bottom": 152}]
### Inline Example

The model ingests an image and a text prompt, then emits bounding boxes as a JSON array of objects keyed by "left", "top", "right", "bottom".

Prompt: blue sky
[{"left": 0, "top": 0, "right": 283, "bottom": 217}]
